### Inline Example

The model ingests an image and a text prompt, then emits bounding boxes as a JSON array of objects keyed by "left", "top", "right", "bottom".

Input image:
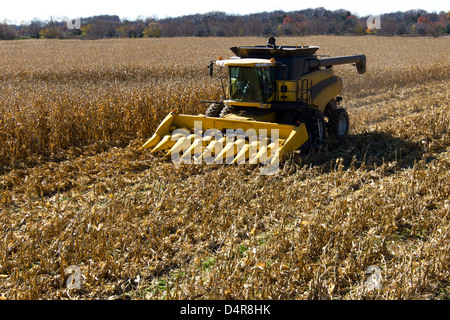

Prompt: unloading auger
[{"left": 139, "top": 38, "right": 366, "bottom": 166}]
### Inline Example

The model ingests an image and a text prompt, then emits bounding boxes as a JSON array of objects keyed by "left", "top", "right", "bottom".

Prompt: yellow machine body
[{"left": 140, "top": 40, "right": 366, "bottom": 166}]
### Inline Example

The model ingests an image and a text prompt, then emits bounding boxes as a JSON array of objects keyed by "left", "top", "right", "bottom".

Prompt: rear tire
[
  {"left": 327, "top": 108, "right": 349, "bottom": 140},
  {"left": 205, "top": 102, "right": 223, "bottom": 117}
]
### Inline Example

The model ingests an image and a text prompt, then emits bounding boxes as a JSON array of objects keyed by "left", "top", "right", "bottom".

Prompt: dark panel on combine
[{"left": 230, "top": 46, "right": 320, "bottom": 58}]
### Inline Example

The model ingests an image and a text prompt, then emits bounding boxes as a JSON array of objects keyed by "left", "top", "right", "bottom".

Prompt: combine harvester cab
[{"left": 140, "top": 38, "right": 366, "bottom": 170}]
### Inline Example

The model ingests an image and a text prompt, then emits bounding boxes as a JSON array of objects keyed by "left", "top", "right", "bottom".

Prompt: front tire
[
  {"left": 219, "top": 104, "right": 234, "bottom": 118},
  {"left": 205, "top": 102, "right": 224, "bottom": 117},
  {"left": 327, "top": 108, "right": 349, "bottom": 140},
  {"left": 310, "top": 109, "right": 326, "bottom": 147},
  {"left": 293, "top": 109, "right": 326, "bottom": 148}
]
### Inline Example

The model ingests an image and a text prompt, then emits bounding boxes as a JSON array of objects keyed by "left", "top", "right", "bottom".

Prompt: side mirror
[
  {"left": 208, "top": 61, "right": 214, "bottom": 76},
  {"left": 355, "top": 55, "right": 366, "bottom": 74}
]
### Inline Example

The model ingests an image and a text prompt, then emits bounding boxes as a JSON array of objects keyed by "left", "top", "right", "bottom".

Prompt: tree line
[{"left": 1, "top": 8, "right": 449, "bottom": 40}]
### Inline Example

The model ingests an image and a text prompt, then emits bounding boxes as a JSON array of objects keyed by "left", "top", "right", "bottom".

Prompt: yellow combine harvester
[{"left": 140, "top": 38, "right": 366, "bottom": 168}]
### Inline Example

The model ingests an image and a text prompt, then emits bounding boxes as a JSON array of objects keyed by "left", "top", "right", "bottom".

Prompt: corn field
[{"left": 0, "top": 36, "right": 449, "bottom": 300}]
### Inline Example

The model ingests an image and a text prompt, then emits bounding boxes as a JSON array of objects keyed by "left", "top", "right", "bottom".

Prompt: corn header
[{"left": 140, "top": 38, "right": 366, "bottom": 170}]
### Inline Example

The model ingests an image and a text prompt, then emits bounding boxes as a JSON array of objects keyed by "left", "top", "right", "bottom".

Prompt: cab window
[{"left": 229, "top": 67, "right": 275, "bottom": 102}]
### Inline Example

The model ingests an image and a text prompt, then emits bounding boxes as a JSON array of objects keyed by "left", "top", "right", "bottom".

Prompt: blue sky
[{"left": 1, "top": 0, "right": 448, "bottom": 24}]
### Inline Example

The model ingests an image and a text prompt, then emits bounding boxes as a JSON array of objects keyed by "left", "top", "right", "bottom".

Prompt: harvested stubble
[{"left": 0, "top": 36, "right": 449, "bottom": 300}]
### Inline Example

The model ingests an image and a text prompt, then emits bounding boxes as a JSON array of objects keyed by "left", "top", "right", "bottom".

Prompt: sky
[{"left": 1, "top": 0, "right": 448, "bottom": 24}]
